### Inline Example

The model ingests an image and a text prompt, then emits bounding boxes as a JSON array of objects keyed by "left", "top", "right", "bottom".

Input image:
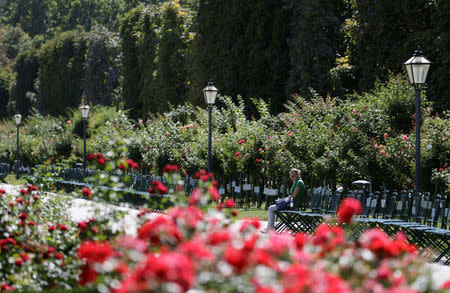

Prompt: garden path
[{"left": 1, "top": 183, "right": 449, "bottom": 288}]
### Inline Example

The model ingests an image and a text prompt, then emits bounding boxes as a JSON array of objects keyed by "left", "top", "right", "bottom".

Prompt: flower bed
[{"left": 1, "top": 160, "right": 450, "bottom": 292}]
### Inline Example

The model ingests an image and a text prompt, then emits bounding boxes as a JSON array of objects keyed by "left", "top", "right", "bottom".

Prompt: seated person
[{"left": 261, "top": 168, "right": 304, "bottom": 233}]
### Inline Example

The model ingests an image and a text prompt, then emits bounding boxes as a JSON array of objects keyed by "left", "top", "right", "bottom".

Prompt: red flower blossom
[
  {"left": 402, "top": 134, "right": 408, "bottom": 141},
  {"left": 14, "top": 259, "right": 23, "bottom": 266},
  {"left": 87, "top": 153, "right": 95, "bottom": 161},
  {"left": 97, "top": 157, "right": 105, "bottom": 165},
  {"left": 19, "top": 253, "right": 29, "bottom": 262},
  {"left": 122, "top": 252, "right": 195, "bottom": 292},
  {"left": 337, "top": 198, "right": 362, "bottom": 224},
  {"left": 118, "top": 162, "right": 126, "bottom": 170},
  {"left": 77, "top": 221, "right": 88, "bottom": 230},
  {"left": 232, "top": 210, "right": 238, "bottom": 216},
  {"left": 207, "top": 231, "right": 231, "bottom": 246},
  {"left": 240, "top": 218, "right": 261, "bottom": 232},
  {"left": 79, "top": 264, "right": 98, "bottom": 285},
  {"left": 0, "top": 284, "right": 13, "bottom": 291},
  {"left": 18, "top": 212, "right": 28, "bottom": 221},
  {"left": 54, "top": 252, "right": 63, "bottom": 260},
  {"left": 208, "top": 186, "right": 220, "bottom": 201},
  {"left": 188, "top": 188, "right": 202, "bottom": 206},
  {"left": 58, "top": 224, "right": 68, "bottom": 231},
  {"left": 0, "top": 189, "right": 5, "bottom": 194},
  {"left": 48, "top": 225, "right": 56, "bottom": 232},
  {"left": 148, "top": 181, "right": 168, "bottom": 195},
  {"left": 126, "top": 159, "right": 139, "bottom": 170},
  {"left": 20, "top": 188, "right": 28, "bottom": 195},
  {"left": 16, "top": 198, "right": 23, "bottom": 204},
  {"left": 441, "top": 280, "right": 450, "bottom": 290},
  {"left": 234, "top": 152, "right": 242, "bottom": 157},
  {"left": 82, "top": 187, "right": 92, "bottom": 197},
  {"left": 163, "top": 164, "right": 179, "bottom": 173},
  {"left": 138, "top": 216, "right": 183, "bottom": 246},
  {"left": 28, "top": 185, "right": 38, "bottom": 191},
  {"left": 224, "top": 199, "right": 235, "bottom": 208},
  {"left": 78, "top": 241, "right": 114, "bottom": 264},
  {"left": 256, "top": 158, "right": 262, "bottom": 163},
  {"left": 224, "top": 245, "right": 248, "bottom": 272}
]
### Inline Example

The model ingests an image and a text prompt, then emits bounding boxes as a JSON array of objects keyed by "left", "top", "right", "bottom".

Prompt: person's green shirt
[{"left": 290, "top": 178, "right": 304, "bottom": 208}]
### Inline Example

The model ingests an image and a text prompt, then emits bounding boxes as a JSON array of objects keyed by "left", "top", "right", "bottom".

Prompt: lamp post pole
[
  {"left": 207, "top": 105, "right": 212, "bottom": 174},
  {"left": 414, "top": 86, "right": 421, "bottom": 192},
  {"left": 203, "top": 80, "right": 218, "bottom": 174},
  {"left": 83, "top": 118, "right": 87, "bottom": 169},
  {"left": 16, "top": 123, "right": 19, "bottom": 177},
  {"left": 14, "top": 114, "right": 22, "bottom": 179},
  {"left": 403, "top": 45, "right": 431, "bottom": 193},
  {"left": 80, "top": 103, "right": 90, "bottom": 169}
]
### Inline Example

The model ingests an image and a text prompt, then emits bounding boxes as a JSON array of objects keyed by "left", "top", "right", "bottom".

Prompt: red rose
[
  {"left": 224, "top": 199, "right": 235, "bottom": 208},
  {"left": 19, "top": 253, "right": 29, "bottom": 262},
  {"left": 16, "top": 198, "right": 23, "bottom": 204},
  {"left": 232, "top": 210, "right": 238, "bottom": 216},
  {"left": 48, "top": 225, "right": 55, "bottom": 232},
  {"left": 54, "top": 252, "right": 63, "bottom": 260},
  {"left": 82, "top": 187, "right": 92, "bottom": 197},
  {"left": 14, "top": 259, "right": 23, "bottom": 266},
  {"left": 149, "top": 181, "right": 168, "bottom": 195},
  {"left": 20, "top": 188, "right": 28, "bottom": 195},
  {"left": 97, "top": 157, "right": 105, "bottom": 165},
  {"left": 163, "top": 164, "right": 179, "bottom": 173},
  {"left": 18, "top": 212, "right": 28, "bottom": 221},
  {"left": 78, "top": 241, "right": 114, "bottom": 264},
  {"left": 0, "top": 189, "right": 5, "bottom": 194},
  {"left": 87, "top": 153, "right": 95, "bottom": 161},
  {"left": 208, "top": 186, "right": 220, "bottom": 201},
  {"left": 79, "top": 264, "right": 98, "bottom": 285},
  {"left": 336, "top": 198, "right": 362, "bottom": 224}
]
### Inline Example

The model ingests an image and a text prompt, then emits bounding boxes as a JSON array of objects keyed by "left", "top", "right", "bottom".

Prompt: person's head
[{"left": 289, "top": 168, "right": 301, "bottom": 182}]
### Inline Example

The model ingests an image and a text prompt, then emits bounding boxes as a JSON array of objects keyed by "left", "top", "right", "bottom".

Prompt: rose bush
[
  {"left": 0, "top": 185, "right": 81, "bottom": 290},
  {"left": 0, "top": 75, "right": 448, "bottom": 194},
  {"left": 70, "top": 163, "right": 443, "bottom": 293}
]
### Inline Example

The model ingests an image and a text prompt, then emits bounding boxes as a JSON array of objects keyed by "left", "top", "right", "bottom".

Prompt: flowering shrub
[
  {"left": 0, "top": 185, "right": 81, "bottom": 290},
  {"left": 73, "top": 166, "right": 441, "bottom": 293}
]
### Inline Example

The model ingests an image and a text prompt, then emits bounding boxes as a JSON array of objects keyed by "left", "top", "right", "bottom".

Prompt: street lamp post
[
  {"left": 403, "top": 46, "right": 431, "bottom": 193},
  {"left": 203, "top": 80, "right": 218, "bottom": 174},
  {"left": 80, "top": 103, "right": 90, "bottom": 169},
  {"left": 14, "top": 114, "right": 22, "bottom": 178}
]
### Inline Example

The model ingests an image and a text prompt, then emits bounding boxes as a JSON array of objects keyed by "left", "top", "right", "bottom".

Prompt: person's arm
[{"left": 290, "top": 186, "right": 300, "bottom": 199}]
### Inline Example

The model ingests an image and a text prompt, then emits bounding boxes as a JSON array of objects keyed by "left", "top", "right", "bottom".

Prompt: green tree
[
  {"left": 12, "top": 48, "right": 39, "bottom": 117},
  {"left": 83, "top": 28, "right": 121, "bottom": 105},
  {"left": 38, "top": 31, "right": 87, "bottom": 115},
  {"left": 286, "top": 0, "right": 344, "bottom": 99}
]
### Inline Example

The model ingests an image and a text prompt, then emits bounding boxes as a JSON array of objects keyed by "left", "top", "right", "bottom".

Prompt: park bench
[{"left": 275, "top": 189, "right": 450, "bottom": 264}]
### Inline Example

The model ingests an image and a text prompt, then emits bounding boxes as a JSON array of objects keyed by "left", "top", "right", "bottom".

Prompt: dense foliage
[
  {"left": 0, "top": 0, "right": 448, "bottom": 119},
  {"left": 0, "top": 76, "right": 448, "bottom": 194}
]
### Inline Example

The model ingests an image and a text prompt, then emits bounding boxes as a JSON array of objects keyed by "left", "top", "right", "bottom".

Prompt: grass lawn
[
  {"left": 3, "top": 173, "right": 28, "bottom": 185},
  {"left": 234, "top": 206, "right": 268, "bottom": 221}
]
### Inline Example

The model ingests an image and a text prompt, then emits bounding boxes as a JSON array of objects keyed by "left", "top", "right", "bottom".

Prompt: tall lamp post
[
  {"left": 203, "top": 80, "right": 218, "bottom": 174},
  {"left": 403, "top": 46, "right": 431, "bottom": 193},
  {"left": 14, "top": 114, "right": 22, "bottom": 178},
  {"left": 80, "top": 103, "right": 90, "bottom": 169}
]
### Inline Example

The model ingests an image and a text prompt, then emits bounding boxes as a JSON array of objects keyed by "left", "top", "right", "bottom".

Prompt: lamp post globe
[
  {"left": 80, "top": 103, "right": 90, "bottom": 169},
  {"left": 14, "top": 114, "right": 22, "bottom": 178},
  {"left": 203, "top": 80, "right": 218, "bottom": 174},
  {"left": 403, "top": 46, "right": 431, "bottom": 194}
]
